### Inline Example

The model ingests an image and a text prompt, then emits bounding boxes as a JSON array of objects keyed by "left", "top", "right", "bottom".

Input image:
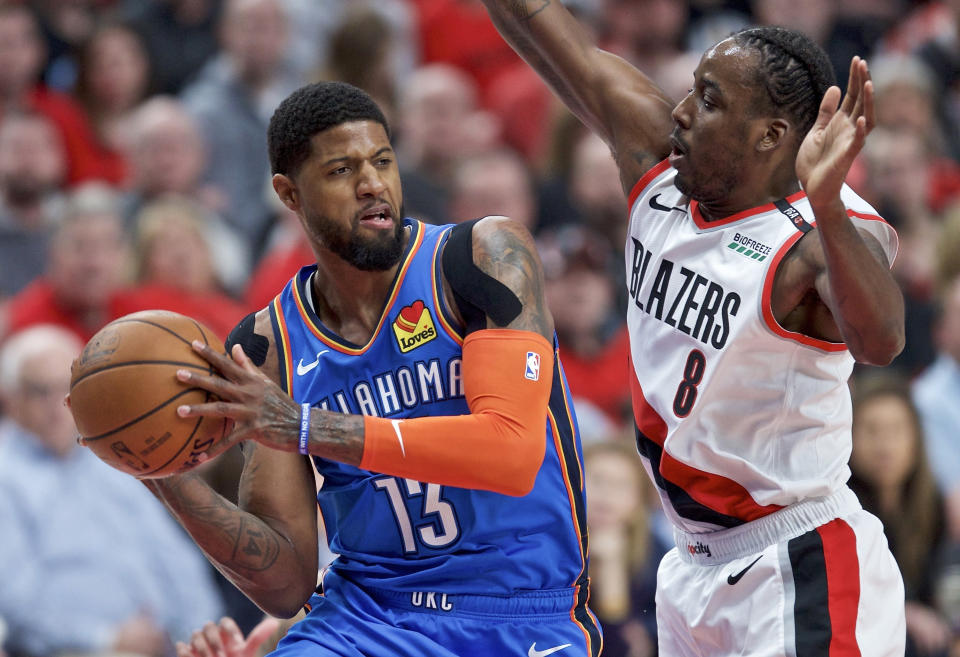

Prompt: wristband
[{"left": 299, "top": 403, "right": 311, "bottom": 455}]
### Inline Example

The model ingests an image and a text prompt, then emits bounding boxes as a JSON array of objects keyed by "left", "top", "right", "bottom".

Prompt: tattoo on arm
[
  {"left": 508, "top": 0, "right": 550, "bottom": 20},
  {"left": 308, "top": 412, "right": 364, "bottom": 466},
  {"left": 473, "top": 220, "right": 553, "bottom": 339},
  {"left": 151, "top": 472, "right": 281, "bottom": 575},
  {"left": 232, "top": 516, "right": 281, "bottom": 572}
]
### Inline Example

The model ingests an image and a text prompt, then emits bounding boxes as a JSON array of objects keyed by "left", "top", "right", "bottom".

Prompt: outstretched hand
[
  {"left": 175, "top": 342, "right": 301, "bottom": 453},
  {"left": 795, "top": 56, "right": 874, "bottom": 213},
  {"left": 175, "top": 617, "right": 281, "bottom": 657}
]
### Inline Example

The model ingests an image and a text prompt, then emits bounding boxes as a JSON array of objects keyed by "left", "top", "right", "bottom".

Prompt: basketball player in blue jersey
[
  {"left": 478, "top": 2, "right": 907, "bottom": 656},
  {"left": 139, "top": 81, "right": 601, "bottom": 657}
]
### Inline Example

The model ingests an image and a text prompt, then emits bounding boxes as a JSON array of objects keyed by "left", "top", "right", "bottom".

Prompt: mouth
[
  {"left": 669, "top": 133, "right": 688, "bottom": 158},
  {"left": 357, "top": 203, "right": 394, "bottom": 229}
]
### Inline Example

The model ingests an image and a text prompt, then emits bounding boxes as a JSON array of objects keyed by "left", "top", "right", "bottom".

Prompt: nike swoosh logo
[
  {"left": 296, "top": 350, "right": 330, "bottom": 376},
  {"left": 528, "top": 643, "right": 572, "bottom": 657},
  {"left": 391, "top": 419, "right": 406, "bottom": 457},
  {"left": 726, "top": 555, "right": 762, "bottom": 585},
  {"left": 649, "top": 193, "right": 685, "bottom": 213}
]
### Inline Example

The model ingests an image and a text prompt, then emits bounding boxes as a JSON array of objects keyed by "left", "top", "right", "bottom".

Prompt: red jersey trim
[
  {"left": 628, "top": 159, "right": 672, "bottom": 208},
  {"left": 817, "top": 519, "right": 862, "bottom": 657},
  {"left": 629, "top": 369, "right": 783, "bottom": 522},
  {"left": 760, "top": 223, "right": 848, "bottom": 352},
  {"left": 691, "top": 190, "right": 808, "bottom": 229},
  {"left": 845, "top": 209, "right": 887, "bottom": 224}
]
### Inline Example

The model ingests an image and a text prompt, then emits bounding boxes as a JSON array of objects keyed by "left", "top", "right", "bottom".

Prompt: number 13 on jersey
[{"left": 373, "top": 477, "right": 461, "bottom": 553}]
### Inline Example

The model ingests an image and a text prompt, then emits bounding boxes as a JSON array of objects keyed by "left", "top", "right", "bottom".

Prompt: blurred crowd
[{"left": 0, "top": 0, "right": 959, "bottom": 656}]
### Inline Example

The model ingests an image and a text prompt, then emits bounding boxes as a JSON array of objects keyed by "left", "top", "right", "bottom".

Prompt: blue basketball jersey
[{"left": 269, "top": 220, "right": 590, "bottom": 602}]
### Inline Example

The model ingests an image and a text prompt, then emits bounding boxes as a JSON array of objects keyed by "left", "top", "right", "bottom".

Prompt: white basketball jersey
[{"left": 624, "top": 160, "right": 898, "bottom": 534}]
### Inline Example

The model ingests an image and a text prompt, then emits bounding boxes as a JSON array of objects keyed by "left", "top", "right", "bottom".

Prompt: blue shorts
[{"left": 269, "top": 572, "right": 602, "bottom": 657}]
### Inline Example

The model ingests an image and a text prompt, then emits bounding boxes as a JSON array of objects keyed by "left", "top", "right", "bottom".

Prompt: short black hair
[
  {"left": 732, "top": 26, "right": 837, "bottom": 138},
  {"left": 267, "top": 81, "right": 390, "bottom": 176}
]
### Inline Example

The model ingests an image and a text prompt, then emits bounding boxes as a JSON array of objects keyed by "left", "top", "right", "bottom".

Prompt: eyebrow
[
  {"left": 320, "top": 146, "right": 394, "bottom": 168},
  {"left": 701, "top": 78, "right": 724, "bottom": 99}
]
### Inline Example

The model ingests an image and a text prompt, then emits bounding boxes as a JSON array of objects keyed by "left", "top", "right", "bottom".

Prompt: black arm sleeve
[{"left": 440, "top": 219, "right": 523, "bottom": 335}]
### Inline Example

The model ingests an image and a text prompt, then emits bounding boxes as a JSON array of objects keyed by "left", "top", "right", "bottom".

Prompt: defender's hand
[
  {"left": 796, "top": 56, "right": 874, "bottom": 216},
  {"left": 176, "top": 342, "right": 301, "bottom": 452}
]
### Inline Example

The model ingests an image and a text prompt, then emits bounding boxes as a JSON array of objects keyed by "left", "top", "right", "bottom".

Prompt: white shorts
[{"left": 656, "top": 487, "right": 905, "bottom": 657}]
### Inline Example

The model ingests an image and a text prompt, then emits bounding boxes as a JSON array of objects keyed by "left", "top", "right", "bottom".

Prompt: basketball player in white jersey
[{"left": 479, "top": 2, "right": 907, "bottom": 655}]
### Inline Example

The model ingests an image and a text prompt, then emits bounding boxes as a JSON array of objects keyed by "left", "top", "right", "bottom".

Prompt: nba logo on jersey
[{"left": 525, "top": 352, "right": 541, "bottom": 381}]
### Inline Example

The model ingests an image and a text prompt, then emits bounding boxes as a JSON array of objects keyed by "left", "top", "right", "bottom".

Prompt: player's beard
[{"left": 308, "top": 206, "right": 406, "bottom": 271}]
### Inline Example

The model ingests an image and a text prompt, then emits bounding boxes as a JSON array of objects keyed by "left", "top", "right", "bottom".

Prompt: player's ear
[
  {"left": 272, "top": 173, "right": 300, "bottom": 213},
  {"left": 757, "top": 118, "right": 790, "bottom": 153}
]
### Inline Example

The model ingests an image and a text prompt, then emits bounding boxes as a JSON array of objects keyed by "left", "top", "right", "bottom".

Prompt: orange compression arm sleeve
[{"left": 360, "top": 329, "right": 554, "bottom": 496}]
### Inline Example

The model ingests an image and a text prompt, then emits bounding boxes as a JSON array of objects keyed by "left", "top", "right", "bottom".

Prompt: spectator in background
[
  {"left": 181, "top": 0, "right": 299, "bottom": 254},
  {"left": 0, "top": 112, "right": 66, "bottom": 300},
  {"left": 539, "top": 225, "right": 629, "bottom": 438},
  {"left": 936, "top": 204, "right": 960, "bottom": 289},
  {"left": 409, "top": 0, "right": 520, "bottom": 100},
  {"left": 584, "top": 440, "right": 666, "bottom": 657},
  {"left": 282, "top": 0, "right": 417, "bottom": 95},
  {"left": 125, "top": 197, "right": 246, "bottom": 340},
  {"left": 0, "top": 324, "right": 224, "bottom": 657},
  {"left": 323, "top": 7, "right": 400, "bottom": 126},
  {"left": 869, "top": 53, "right": 960, "bottom": 214},
  {"left": 913, "top": 271, "right": 960, "bottom": 545},
  {"left": 396, "top": 63, "right": 499, "bottom": 224},
  {"left": 121, "top": 0, "right": 221, "bottom": 95},
  {"left": 446, "top": 148, "right": 537, "bottom": 229},
  {"left": 4, "top": 184, "right": 128, "bottom": 343},
  {"left": 849, "top": 374, "right": 952, "bottom": 657},
  {"left": 124, "top": 96, "right": 250, "bottom": 292},
  {"left": 32, "top": 0, "right": 100, "bottom": 91},
  {"left": 872, "top": 54, "right": 945, "bottom": 150},
  {"left": 859, "top": 127, "right": 941, "bottom": 375},
  {"left": 538, "top": 127, "right": 629, "bottom": 307},
  {"left": 750, "top": 0, "right": 835, "bottom": 48},
  {"left": 915, "top": 0, "right": 960, "bottom": 164},
  {"left": 73, "top": 21, "right": 153, "bottom": 186},
  {"left": 0, "top": 3, "right": 114, "bottom": 185},
  {"left": 598, "top": 0, "right": 697, "bottom": 102},
  {"left": 243, "top": 204, "right": 311, "bottom": 311}
]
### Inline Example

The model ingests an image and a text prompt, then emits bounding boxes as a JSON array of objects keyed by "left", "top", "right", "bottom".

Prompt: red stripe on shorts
[{"left": 817, "top": 519, "right": 861, "bottom": 657}]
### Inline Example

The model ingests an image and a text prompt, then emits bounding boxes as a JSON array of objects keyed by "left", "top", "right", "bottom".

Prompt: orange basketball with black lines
[{"left": 68, "top": 310, "right": 230, "bottom": 478}]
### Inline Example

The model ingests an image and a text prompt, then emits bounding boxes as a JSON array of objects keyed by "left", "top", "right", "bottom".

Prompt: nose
[
  {"left": 671, "top": 94, "right": 692, "bottom": 129},
  {"left": 356, "top": 161, "right": 386, "bottom": 198}
]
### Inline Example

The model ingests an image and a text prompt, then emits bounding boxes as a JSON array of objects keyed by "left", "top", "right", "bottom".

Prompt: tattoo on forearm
[
  {"left": 155, "top": 472, "right": 282, "bottom": 573},
  {"left": 232, "top": 516, "right": 281, "bottom": 571},
  {"left": 310, "top": 412, "right": 364, "bottom": 465},
  {"left": 508, "top": 0, "right": 550, "bottom": 20}
]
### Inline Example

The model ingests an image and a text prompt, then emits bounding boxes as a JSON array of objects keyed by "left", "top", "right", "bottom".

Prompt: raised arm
[
  {"left": 178, "top": 217, "right": 558, "bottom": 497},
  {"left": 481, "top": 0, "right": 674, "bottom": 191},
  {"left": 793, "top": 58, "right": 905, "bottom": 364},
  {"left": 143, "top": 310, "right": 320, "bottom": 619}
]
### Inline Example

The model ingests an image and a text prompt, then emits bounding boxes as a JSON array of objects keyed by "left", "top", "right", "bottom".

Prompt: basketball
[{"left": 69, "top": 310, "right": 231, "bottom": 478}]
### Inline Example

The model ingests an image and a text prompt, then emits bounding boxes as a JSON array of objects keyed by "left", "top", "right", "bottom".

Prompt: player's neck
[
  {"left": 697, "top": 173, "right": 802, "bottom": 222},
  {"left": 310, "top": 255, "right": 401, "bottom": 342}
]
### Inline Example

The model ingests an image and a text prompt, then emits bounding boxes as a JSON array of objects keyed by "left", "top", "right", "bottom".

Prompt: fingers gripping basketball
[{"left": 69, "top": 310, "right": 231, "bottom": 478}]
